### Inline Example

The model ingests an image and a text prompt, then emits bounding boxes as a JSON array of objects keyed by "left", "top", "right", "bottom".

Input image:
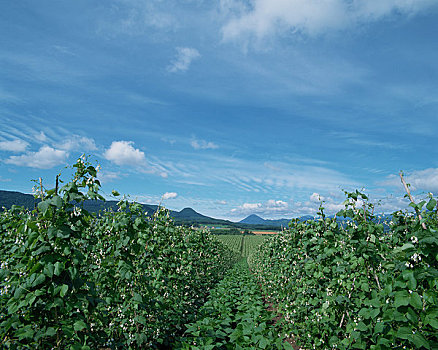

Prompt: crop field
[
  {"left": 1, "top": 160, "right": 437, "bottom": 349},
  {"left": 252, "top": 230, "right": 280, "bottom": 235},
  {"left": 216, "top": 234, "right": 268, "bottom": 257}
]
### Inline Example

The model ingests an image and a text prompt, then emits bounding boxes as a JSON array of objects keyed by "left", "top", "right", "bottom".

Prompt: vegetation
[
  {"left": 249, "top": 190, "right": 438, "bottom": 349},
  {"left": 216, "top": 235, "right": 267, "bottom": 258},
  {"left": 176, "top": 259, "right": 292, "bottom": 350},
  {"left": 1, "top": 159, "right": 437, "bottom": 349},
  {"left": 0, "top": 158, "right": 238, "bottom": 349}
]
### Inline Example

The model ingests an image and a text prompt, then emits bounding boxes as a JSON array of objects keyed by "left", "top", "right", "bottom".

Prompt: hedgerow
[
  {"left": 0, "top": 157, "right": 238, "bottom": 349},
  {"left": 249, "top": 190, "right": 438, "bottom": 349}
]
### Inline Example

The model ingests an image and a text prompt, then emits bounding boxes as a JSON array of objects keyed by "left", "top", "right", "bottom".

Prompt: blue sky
[{"left": 1, "top": 0, "right": 438, "bottom": 220}]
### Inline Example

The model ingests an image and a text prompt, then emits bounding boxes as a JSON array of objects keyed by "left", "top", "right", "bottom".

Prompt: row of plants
[
  {"left": 249, "top": 190, "right": 438, "bottom": 349},
  {"left": 176, "top": 259, "right": 293, "bottom": 349},
  {"left": 0, "top": 158, "right": 239, "bottom": 349}
]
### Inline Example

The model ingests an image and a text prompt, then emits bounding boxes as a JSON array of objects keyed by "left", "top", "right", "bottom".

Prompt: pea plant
[
  {"left": 0, "top": 158, "right": 238, "bottom": 349},
  {"left": 176, "top": 259, "right": 293, "bottom": 350},
  {"left": 249, "top": 190, "right": 438, "bottom": 349}
]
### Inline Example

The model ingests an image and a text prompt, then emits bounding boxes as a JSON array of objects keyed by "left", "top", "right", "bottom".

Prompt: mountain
[
  {"left": 0, "top": 189, "right": 232, "bottom": 226},
  {"left": 239, "top": 214, "right": 266, "bottom": 225},
  {"left": 240, "top": 214, "right": 316, "bottom": 227},
  {"left": 240, "top": 214, "right": 292, "bottom": 227}
]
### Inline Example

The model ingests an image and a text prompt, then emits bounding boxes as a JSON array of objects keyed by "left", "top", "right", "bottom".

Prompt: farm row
[
  {"left": 215, "top": 235, "right": 267, "bottom": 258},
  {"left": 176, "top": 259, "right": 293, "bottom": 349},
  {"left": 0, "top": 160, "right": 240, "bottom": 349},
  {"left": 249, "top": 191, "right": 438, "bottom": 349}
]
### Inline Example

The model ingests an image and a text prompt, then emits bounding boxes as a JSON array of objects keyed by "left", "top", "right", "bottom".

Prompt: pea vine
[
  {"left": 249, "top": 190, "right": 438, "bottom": 349},
  {"left": 0, "top": 157, "right": 238, "bottom": 349}
]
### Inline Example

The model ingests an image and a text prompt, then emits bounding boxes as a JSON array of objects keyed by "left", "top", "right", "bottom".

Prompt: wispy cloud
[
  {"left": 190, "top": 138, "right": 219, "bottom": 150},
  {"left": 97, "top": 171, "right": 121, "bottom": 184},
  {"left": 167, "top": 47, "right": 201, "bottom": 73},
  {"left": 57, "top": 135, "right": 97, "bottom": 152},
  {"left": 381, "top": 168, "right": 438, "bottom": 193},
  {"left": 222, "top": 0, "right": 438, "bottom": 42}
]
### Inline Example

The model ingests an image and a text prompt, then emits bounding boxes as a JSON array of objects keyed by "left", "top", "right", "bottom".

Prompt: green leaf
[
  {"left": 426, "top": 198, "right": 437, "bottom": 211},
  {"left": 112, "top": 190, "right": 120, "bottom": 197},
  {"left": 32, "top": 274, "right": 46, "bottom": 287},
  {"left": 38, "top": 200, "right": 50, "bottom": 214},
  {"left": 412, "top": 333, "right": 430, "bottom": 349},
  {"left": 44, "top": 263, "right": 55, "bottom": 278},
  {"left": 60, "top": 284, "right": 68, "bottom": 297},
  {"left": 51, "top": 195, "right": 63, "bottom": 208},
  {"left": 374, "top": 322, "right": 384, "bottom": 334},
  {"left": 410, "top": 292, "right": 423, "bottom": 310},
  {"left": 73, "top": 320, "right": 87, "bottom": 332},
  {"left": 394, "top": 291, "right": 410, "bottom": 308},
  {"left": 258, "top": 337, "right": 269, "bottom": 349},
  {"left": 401, "top": 243, "right": 415, "bottom": 251},
  {"left": 54, "top": 262, "right": 64, "bottom": 276},
  {"left": 396, "top": 327, "right": 413, "bottom": 340},
  {"left": 17, "top": 326, "right": 35, "bottom": 340},
  {"left": 45, "top": 327, "right": 57, "bottom": 337}
]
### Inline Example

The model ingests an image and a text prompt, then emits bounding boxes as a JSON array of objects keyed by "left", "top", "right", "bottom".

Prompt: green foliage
[
  {"left": 176, "top": 259, "right": 292, "bottom": 350},
  {"left": 0, "top": 157, "right": 238, "bottom": 349},
  {"left": 249, "top": 190, "right": 438, "bottom": 350},
  {"left": 216, "top": 235, "right": 267, "bottom": 258}
]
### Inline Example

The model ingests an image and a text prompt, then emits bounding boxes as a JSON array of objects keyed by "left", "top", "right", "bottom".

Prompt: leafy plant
[
  {"left": 0, "top": 157, "right": 238, "bottom": 349},
  {"left": 249, "top": 190, "right": 438, "bottom": 349}
]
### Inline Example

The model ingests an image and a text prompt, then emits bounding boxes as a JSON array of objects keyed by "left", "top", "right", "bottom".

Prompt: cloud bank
[
  {"left": 222, "top": 0, "right": 437, "bottom": 41},
  {"left": 0, "top": 139, "right": 29, "bottom": 152},
  {"left": 4, "top": 146, "right": 68, "bottom": 169}
]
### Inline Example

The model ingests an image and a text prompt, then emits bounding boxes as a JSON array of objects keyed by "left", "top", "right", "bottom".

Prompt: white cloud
[
  {"left": 266, "top": 199, "right": 288, "bottom": 208},
  {"left": 0, "top": 176, "right": 12, "bottom": 182},
  {"left": 4, "top": 146, "right": 68, "bottom": 169},
  {"left": 242, "top": 202, "right": 262, "bottom": 210},
  {"left": 231, "top": 200, "right": 289, "bottom": 217},
  {"left": 222, "top": 0, "right": 437, "bottom": 41},
  {"left": 191, "top": 139, "right": 219, "bottom": 150},
  {"left": 58, "top": 135, "right": 97, "bottom": 152},
  {"left": 167, "top": 47, "right": 201, "bottom": 73},
  {"left": 162, "top": 192, "right": 178, "bottom": 200},
  {"left": 0, "top": 139, "right": 29, "bottom": 152},
  {"left": 103, "top": 141, "right": 147, "bottom": 166},
  {"left": 216, "top": 200, "right": 228, "bottom": 205}
]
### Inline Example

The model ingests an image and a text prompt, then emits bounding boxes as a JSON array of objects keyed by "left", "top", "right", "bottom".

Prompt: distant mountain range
[
  {"left": 1, "top": 190, "right": 281, "bottom": 229},
  {"left": 0, "top": 189, "right": 236, "bottom": 226},
  {"left": 0, "top": 190, "right": 393, "bottom": 230}
]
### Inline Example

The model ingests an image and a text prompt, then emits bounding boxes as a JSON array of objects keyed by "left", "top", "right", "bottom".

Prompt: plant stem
[{"left": 399, "top": 172, "right": 427, "bottom": 230}]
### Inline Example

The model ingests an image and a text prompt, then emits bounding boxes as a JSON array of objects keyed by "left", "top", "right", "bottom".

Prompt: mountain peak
[{"left": 239, "top": 214, "right": 265, "bottom": 225}]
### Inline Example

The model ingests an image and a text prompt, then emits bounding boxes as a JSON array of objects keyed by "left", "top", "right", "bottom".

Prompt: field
[
  {"left": 1, "top": 161, "right": 437, "bottom": 349},
  {"left": 215, "top": 234, "right": 268, "bottom": 257},
  {"left": 252, "top": 230, "right": 280, "bottom": 235}
]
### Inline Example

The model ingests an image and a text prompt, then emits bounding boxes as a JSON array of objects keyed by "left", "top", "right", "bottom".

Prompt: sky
[{"left": 1, "top": 0, "right": 438, "bottom": 221}]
